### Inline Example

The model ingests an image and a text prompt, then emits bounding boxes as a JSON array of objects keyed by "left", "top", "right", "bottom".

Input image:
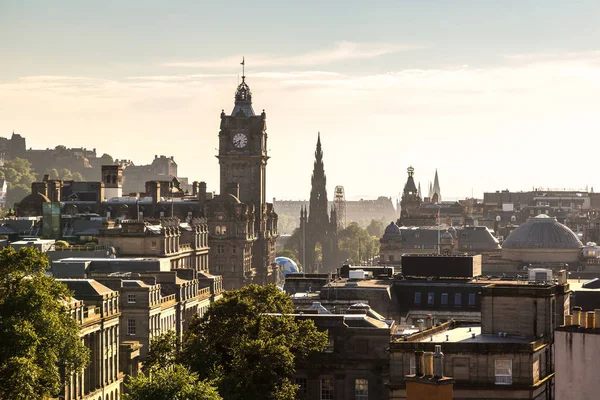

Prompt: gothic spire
[
  {"left": 432, "top": 169, "right": 441, "bottom": 203},
  {"left": 308, "top": 133, "right": 329, "bottom": 228}
]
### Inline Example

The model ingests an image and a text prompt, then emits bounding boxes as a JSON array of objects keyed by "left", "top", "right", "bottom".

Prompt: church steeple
[{"left": 432, "top": 169, "right": 441, "bottom": 203}]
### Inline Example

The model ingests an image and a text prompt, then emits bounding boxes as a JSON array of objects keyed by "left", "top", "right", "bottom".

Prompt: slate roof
[{"left": 502, "top": 214, "right": 583, "bottom": 249}]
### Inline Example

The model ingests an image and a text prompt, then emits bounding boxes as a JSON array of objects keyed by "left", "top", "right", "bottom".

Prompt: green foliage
[
  {"left": 0, "top": 247, "right": 89, "bottom": 400},
  {"left": 338, "top": 222, "right": 380, "bottom": 264},
  {"left": 42, "top": 167, "right": 86, "bottom": 182},
  {"left": 144, "top": 330, "right": 179, "bottom": 373},
  {"left": 124, "top": 364, "right": 222, "bottom": 400},
  {"left": 283, "top": 228, "right": 302, "bottom": 254},
  {"left": 181, "top": 285, "right": 328, "bottom": 400},
  {"left": 0, "top": 158, "right": 38, "bottom": 207},
  {"left": 54, "top": 240, "right": 70, "bottom": 248},
  {"left": 366, "top": 219, "right": 385, "bottom": 238}
]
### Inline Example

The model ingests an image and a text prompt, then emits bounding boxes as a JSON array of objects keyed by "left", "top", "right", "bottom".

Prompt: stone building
[
  {"left": 98, "top": 218, "right": 209, "bottom": 272},
  {"left": 379, "top": 223, "right": 500, "bottom": 263},
  {"left": 298, "top": 134, "right": 339, "bottom": 273},
  {"left": 211, "top": 73, "right": 278, "bottom": 288},
  {"left": 293, "top": 310, "right": 394, "bottom": 400},
  {"left": 58, "top": 279, "right": 122, "bottom": 400},
  {"left": 92, "top": 269, "right": 219, "bottom": 360},
  {"left": 388, "top": 278, "right": 570, "bottom": 399},
  {"left": 502, "top": 214, "right": 584, "bottom": 264},
  {"left": 555, "top": 309, "right": 600, "bottom": 400}
]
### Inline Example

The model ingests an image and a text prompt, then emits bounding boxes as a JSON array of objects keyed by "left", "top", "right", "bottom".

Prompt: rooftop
[{"left": 418, "top": 326, "right": 532, "bottom": 344}]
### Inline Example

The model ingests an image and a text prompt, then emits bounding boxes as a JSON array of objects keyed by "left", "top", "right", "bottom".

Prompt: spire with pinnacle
[
  {"left": 308, "top": 132, "right": 329, "bottom": 228},
  {"left": 432, "top": 169, "right": 441, "bottom": 203},
  {"left": 231, "top": 57, "right": 255, "bottom": 117}
]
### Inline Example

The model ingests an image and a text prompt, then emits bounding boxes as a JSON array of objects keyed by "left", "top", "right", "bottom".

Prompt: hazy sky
[{"left": 1, "top": 1, "right": 600, "bottom": 201}]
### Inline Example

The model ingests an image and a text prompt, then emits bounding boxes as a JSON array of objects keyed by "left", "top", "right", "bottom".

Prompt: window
[
  {"left": 409, "top": 357, "right": 416, "bottom": 374},
  {"left": 454, "top": 293, "right": 462, "bottom": 307},
  {"left": 495, "top": 359, "right": 512, "bottom": 385},
  {"left": 217, "top": 244, "right": 225, "bottom": 254},
  {"left": 427, "top": 292, "right": 435, "bottom": 305},
  {"left": 441, "top": 293, "right": 448, "bottom": 306},
  {"left": 388, "top": 255, "right": 394, "bottom": 262},
  {"left": 414, "top": 292, "right": 421, "bottom": 305},
  {"left": 232, "top": 246, "right": 236, "bottom": 254},
  {"left": 151, "top": 240, "right": 157, "bottom": 250},
  {"left": 294, "top": 377, "right": 307, "bottom": 399},
  {"left": 468, "top": 293, "right": 476, "bottom": 307},
  {"left": 127, "top": 319, "right": 136, "bottom": 336},
  {"left": 127, "top": 294, "right": 136, "bottom": 304},
  {"left": 320, "top": 377, "right": 334, "bottom": 400},
  {"left": 354, "top": 378, "right": 368, "bottom": 400}
]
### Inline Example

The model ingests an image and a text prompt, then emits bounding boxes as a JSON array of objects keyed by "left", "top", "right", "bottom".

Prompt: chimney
[
  {"left": 564, "top": 314, "right": 573, "bottom": 326},
  {"left": 433, "top": 345, "right": 444, "bottom": 379},
  {"left": 145, "top": 181, "right": 161, "bottom": 205},
  {"left": 416, "top": 319, "right": 424, "bottom": 331},
  {"left": 192, "top": 181, "right": 200, "bottom": 196},
  {"left": 414, "top": 351, "right": 424, "bottom": 376},
  {"left": 423, "top": 352, "right": 434, "bottom": 376},
  {"left": 558, "top": 269, "right": 568, "bottom": 285},
  {"left": 426, "top": 314, "right": 433, "bottom": 329},
  {"left": 573, "top": 307, "right": 583, "bottom": 326},
  {"left": 587, "top": 311, "right": 595, "bottom": 329},
  {"left": 198, "top": 182, "right": 207, "bottom": 203},
  {"left": 227, "top": 182, "right": 240, "bottom": 199}
]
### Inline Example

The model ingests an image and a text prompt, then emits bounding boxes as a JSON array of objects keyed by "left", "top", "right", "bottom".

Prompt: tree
[
  {"left": 181, "top": 285, "right": 328, "bottom": 400},
  {"left": 338, "top": 222, "right": 380, "bottom": 264},
  {"left": 124, "top": 364, "right": 222, "bottom": 400},
  {"left": 0, "top": 158, "right": 38, "bottom": 208},
  {"left": 144, "top": 330, "right": 179, "bottom": 373},
  {"left": 366, "top": 219, "right": 385, "bottom": 238},
  {"left": 0, "top": 247, "right": 89, "bottom": 400}
]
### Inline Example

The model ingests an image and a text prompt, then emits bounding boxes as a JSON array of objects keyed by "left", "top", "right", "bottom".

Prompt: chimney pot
[
  {"left": 417, "top": 319, "right": 424, "bottom": 331},
  {"left": 433, "top": 345, "right": 444, "bottom": 379},
  {"left": 573, "top": 307, "right": 583, "bottom": 326},
  {"left": 587, "top": 311, "right": 595, "bottom": 329},
  {"left": 414, "top": 351, "right": 424, "bottom": 376},
  {"left": 423, "top": 352, "right": 434, "bottom": 376},
  {"left": 565, "top": 314, "right": 574, "bottom": 326}
]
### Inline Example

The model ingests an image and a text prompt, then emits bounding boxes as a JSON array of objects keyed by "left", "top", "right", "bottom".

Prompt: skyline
[{"left": 2, "top": 1, "right": 600, "bottom": 200}]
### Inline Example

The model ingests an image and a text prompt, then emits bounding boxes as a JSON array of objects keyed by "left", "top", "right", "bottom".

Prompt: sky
[{"left": 1, "top": 0, "right": 600, "bottom": 201}]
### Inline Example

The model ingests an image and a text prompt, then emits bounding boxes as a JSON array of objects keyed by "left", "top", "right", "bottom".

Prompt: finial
[{"left": 240, "top": 57, "right": 245, "bottom": 80}]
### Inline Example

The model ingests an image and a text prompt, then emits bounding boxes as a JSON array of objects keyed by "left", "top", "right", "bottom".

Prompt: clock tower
[
  {"left": 211, "top": 68, "right": 278, "bottom": 289},
  {"left": 217, "top": 74, "right": 268, "bottom": 212}
]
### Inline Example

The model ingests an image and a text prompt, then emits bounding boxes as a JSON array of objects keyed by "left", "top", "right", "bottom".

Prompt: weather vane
[{"left": 241, "top": 57, "right": 245, "bottom": 80}]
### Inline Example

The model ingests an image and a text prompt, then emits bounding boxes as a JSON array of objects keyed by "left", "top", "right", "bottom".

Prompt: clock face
[{"left": 233, "top": 133, "right": 248, "bottom": 148}]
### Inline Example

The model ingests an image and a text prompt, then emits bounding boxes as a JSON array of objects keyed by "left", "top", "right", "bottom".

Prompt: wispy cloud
[{"left": 162, "top": 41, "right": 422, "bottom": 68}]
